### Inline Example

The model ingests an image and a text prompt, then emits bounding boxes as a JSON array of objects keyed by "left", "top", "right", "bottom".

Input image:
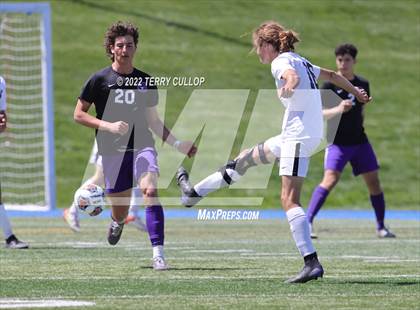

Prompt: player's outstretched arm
[
  {"left": 145, "top": 106, "right": 197, "bottom": 157},
  {"left": 319, "top": 68, "right": 372, "bottom": 104},
  {"left": 74, "top": 98, "right": 128, "bottom": 135}
]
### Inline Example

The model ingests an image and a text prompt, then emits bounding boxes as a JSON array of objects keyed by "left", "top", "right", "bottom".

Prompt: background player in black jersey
[
  {"left": 306, "top": 44, "right": 395, "bottom": 239},
  {"left": 73, "top": 21, "right": 197, "bottom": 270}
]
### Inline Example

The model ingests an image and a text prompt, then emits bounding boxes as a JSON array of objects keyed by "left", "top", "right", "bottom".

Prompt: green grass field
[
  {"left": 0, "top": 217, "right": 419, "bottom": 309},
  {"left": 1, "top": 1, "right": 419, "bottom": 309},
  {"left": 46, "top": 0, "right": 419, "bottom": 209}
]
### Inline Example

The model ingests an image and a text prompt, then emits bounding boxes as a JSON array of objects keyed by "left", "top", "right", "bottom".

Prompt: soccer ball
[{"left": 74, "top": 184, "right": 105, "bottom": 216}]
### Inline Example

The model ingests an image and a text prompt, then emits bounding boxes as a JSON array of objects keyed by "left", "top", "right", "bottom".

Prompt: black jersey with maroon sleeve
[
  {"left": 80, "top": 66, "right": 158, "bottom": 155},
  {"left": 322, "top": 75, "right": 370, "bottom": 145}
]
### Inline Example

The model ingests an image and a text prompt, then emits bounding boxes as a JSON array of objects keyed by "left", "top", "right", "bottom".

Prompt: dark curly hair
[
  {"left": 335, "top": 43, "right": 358, "bottom": 59},
  {"left": 104, "top": 21, "right": 139, "bottom": 61}
]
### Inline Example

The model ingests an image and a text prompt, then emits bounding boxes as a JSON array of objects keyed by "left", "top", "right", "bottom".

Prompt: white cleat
[
  {"left": 153, "top": 256, "right": 169, "bottom": 271},
  {"left": 309, "top": 223, "right": 318, "bottom": 239},
  {"left": 377, "top": 227, "right": 396, "bottom": 238},
  {"left": 63, "top": 207, "right": 80, "bottom": 232},
  {"left": 125, "top": 214, "right": 147, "bottom": 232}
]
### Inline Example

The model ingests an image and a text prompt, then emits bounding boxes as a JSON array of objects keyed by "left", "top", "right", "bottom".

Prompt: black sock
[
  {"left": 304, "top": 252, "right": 318, "bottom": 264},
  {"left": 5, "top": 234, "right": 17, "bottom": 244},
  {"left": 188, "top": 188, "right": 201, "bottom": 198}
]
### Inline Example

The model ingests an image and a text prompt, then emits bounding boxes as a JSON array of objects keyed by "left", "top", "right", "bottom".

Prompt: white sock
[
  {"left": 194, "top": 169, "right": 241, "bottom": 197},
  {"left": 81, "top": 177, "right": 95, "bottom": 188},
  {"left": 69, "top": 202, "right": 79, "bottom": 215},
  {"left": 0, "top": 204, "right": 13, "bottom": 239},
  {"left": 286, "top": 206, "right": 315, "bottom": 257},
  {"left": 153, "top": 245, "right": 164, "bottom": 258},
  {"left": 129, "top": 187, "right": 142, "bottom": 216}
]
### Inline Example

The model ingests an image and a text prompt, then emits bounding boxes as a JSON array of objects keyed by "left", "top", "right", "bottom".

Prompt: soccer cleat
[
  {"left": 107, "top": 220, "right": 124, "bottom": 245},
  {"left": 125, "top": 214, "right": 147, "bottom": 232},
  {"left": 5, "top": 234, "right": 29, "bottom": 249},
  {"left": 377, "top": 227, "right": 396, "bottom": 238},
  {"left": 285, "top": 255, "right": 324, "bottom": 284},
  {"left": 63, "top": 207, "right": 80, "bottom": 232},
  {"left": 153, "top": 256, "right": 169, "bottom": 271},
  {"left": 176, "top": 166, "right": 202, "bottom": 208},
  {"left": 309, "top": 223, "right": 318, "bottom": 239}
]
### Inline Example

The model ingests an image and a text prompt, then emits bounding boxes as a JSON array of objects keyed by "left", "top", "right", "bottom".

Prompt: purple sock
[
  {"left": 307, "top": 186, "right": 330, "bottom": 223},
  {"left": 145, "top": 205, "right": 164, "bottom": 246},
  {"left": 370, "top": 193, "right": 385, "bottom": 230}
]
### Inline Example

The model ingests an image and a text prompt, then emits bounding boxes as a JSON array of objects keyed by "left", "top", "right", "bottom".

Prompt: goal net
[{"left": 0, "top": 3, "right": 55, "bottom": 211}]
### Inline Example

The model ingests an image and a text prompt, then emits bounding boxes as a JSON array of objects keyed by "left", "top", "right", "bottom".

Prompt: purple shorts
[
  {"left": 324, "top": 143, "right": 379, "bottom": 176},
  {"left": 102, "top": 147, "right": 159, "bottom": 194}
]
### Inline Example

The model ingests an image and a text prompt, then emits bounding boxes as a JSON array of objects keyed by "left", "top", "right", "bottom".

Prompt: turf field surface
[{"left": 0, "top": 217, "right": 418, "bottom": 309}]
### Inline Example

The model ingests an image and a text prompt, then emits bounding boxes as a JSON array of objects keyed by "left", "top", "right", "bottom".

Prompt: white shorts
[
  {"left": 265, "top": 135, "right": 321, "bottom": 177},
  {"left": 88, "top": 140, "right": 103, "bottom": 167}
]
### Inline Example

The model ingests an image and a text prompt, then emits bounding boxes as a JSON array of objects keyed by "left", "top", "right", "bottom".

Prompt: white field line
[
  {"left": 365, "top": 259, "right": 420, "bottom": 263},
  {"left": 1, "top": 254, "right": 418, "bottom": 263},
  {"left": 339, "top": 255, "right": 420, "bottom": 262},
  {"left": 185, "top": 249, "right": 254, "bottom": 253},
  {"left": 2, "top": 294, "right": 419, "bottom": 302},
  {"left": 31, "top": 239, "right": 420, "bottom": 247},
  {"left": 315, "top": 239, "right": 420, "bottom": 244},
  {"left": 66, "top": 293, "right": 420, "bottom": 300},
  {"left": 1, "top": 274, "right": 419, "bottom": 281},
  {"left": 0, "top": 299, "right": 95, "bottom": 309}
]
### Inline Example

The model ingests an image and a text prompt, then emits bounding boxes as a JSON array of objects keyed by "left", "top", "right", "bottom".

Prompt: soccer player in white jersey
[
  {"left": 0, "top": 76, "right": 29, "bottom": 249},
  {"left": 63, "top": 140, "right": 147, "bottom": 233},
  {"left": 177, "top": 21, "right": 371, "bottom": 283}
]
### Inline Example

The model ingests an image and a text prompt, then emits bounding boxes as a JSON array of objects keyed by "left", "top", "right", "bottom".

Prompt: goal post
[{"left": 0, "top": 2, "right": 55, "bottom": 211}]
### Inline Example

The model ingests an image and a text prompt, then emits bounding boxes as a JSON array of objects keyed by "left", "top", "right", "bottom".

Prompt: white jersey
[
  {"left": 0, "top": 76, "right": 6, "bottom": 111},
  {"left": 271, "top": 52, "right": 323, "bottom": 141}
]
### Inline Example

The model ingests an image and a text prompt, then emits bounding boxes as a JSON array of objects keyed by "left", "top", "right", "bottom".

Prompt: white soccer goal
[{"left": 0, "top": 3, "right": 55, "bottom": 211}]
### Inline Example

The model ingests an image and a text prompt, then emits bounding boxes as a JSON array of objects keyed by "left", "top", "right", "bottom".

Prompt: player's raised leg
[
  {"left": 177, "top": 141, "right": 277, "bottom": 207},
  {"left": 63, "top": 148, "right": 105, "bottom": 232}
]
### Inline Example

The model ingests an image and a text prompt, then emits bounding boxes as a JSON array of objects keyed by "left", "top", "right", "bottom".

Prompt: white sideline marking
[
  {"left": 366, "top": 259, "right": 420, "bottom": 263},
  {"left": 39, "top": 239, "right": 420, "bottom": 247},
  {"left": 0, "top": 299, "right": 95, "bottom": 309},
  {"left": 240, "top": 252, "right": 296, "bottom": 256},
  {"left": 4, "top": 204, "right": 50, "bottom": 211},
  {"left": 326, "top": 274, "right": 420, "bottom": 279},
  {"left": 186, "top": 249, "right": 254, "bottom": 253},
  {"left": 1, "top": 274, "right": 418, "bottom": 281}
]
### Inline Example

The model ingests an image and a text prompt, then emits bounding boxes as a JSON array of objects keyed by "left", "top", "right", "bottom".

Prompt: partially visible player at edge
[
  {"left": 177, "top": 21, "right": 371, "bottom": 283},
  {"left": 63, "top": 140, "right": 147, "bottom": 233},
  {"left": 307, "top": 43, "right": 395, "bottom": 239},
  {"left": 74, "top": 22, "right": 197, "bottom": 270},
  {"left": 0, "top": 75, "right": 29, "bottom": 249}
]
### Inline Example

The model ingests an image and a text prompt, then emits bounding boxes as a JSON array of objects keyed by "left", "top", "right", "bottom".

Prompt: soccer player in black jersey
[
  {"left": 74, "top": 22, "right": 197, "bottom": 270},
  {"left": 307, "top": 44, "right": 395, "bottom": 238}
]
